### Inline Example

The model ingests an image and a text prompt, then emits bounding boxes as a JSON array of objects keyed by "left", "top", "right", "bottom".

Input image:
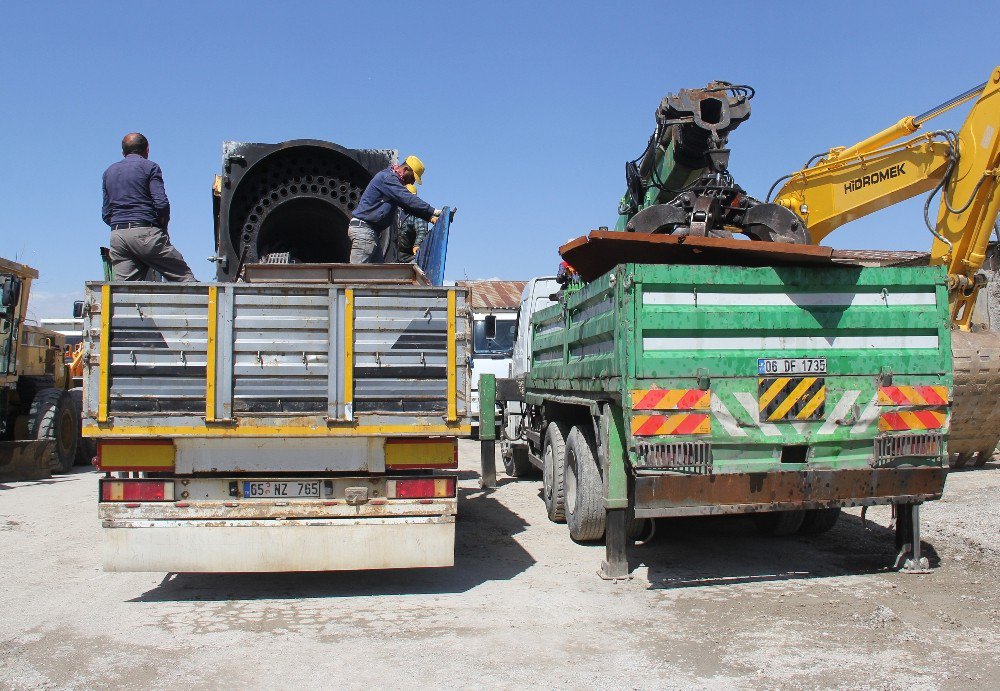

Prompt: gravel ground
[{"left": 1, "top": 439, "right": 997, "bottom": 689}]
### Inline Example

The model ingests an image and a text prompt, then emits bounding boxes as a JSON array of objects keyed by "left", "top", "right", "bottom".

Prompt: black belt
[{"left": 111, "top": 222, "right": 156, "bottom": 230}]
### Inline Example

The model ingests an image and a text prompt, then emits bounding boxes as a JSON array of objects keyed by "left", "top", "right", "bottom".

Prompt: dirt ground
[{"left": 1, "top": 439, "right": 997, "bottom": 689}]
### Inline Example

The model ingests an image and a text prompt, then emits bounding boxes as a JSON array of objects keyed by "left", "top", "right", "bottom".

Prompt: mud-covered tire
[
  {"left": 798, "top": 507, "right": 841, "bottom": 535},
  {"left": 501, "top": 442, "right": 534, "bottom": 478},
  {"left": 28, "top": 388, "right": 78, "bottom": 474},
  {"left": 753, "top": 509, "right": 806, "bottom": 536},
  {"left": 542, "top": 422, "right": 568, "bottom": 522},
  {"left": 564, "top": 425, "right": 605, "bottom": 542}
]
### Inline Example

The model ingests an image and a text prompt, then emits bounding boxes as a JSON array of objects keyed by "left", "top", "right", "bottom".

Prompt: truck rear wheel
[
  {"left": 69, "top": 387, "right": 96, "bottom": 466},
  {"left": 752, "top": 509, "right": 805, "bottom": 536},
  {"left": 542, "top": 422, "right": 568, "bottom": 522},
  {"left": 798, "top": 507, "right": 841, "bottom": 535},
  {"left": 564, "top": 425, "right": 605, "bottom": 542},
  {"left": 501, "top": 441, "right": 534, "bottom": 478},
  {"left": 28, "top": 388, "right": 78, "bottom": 474}
]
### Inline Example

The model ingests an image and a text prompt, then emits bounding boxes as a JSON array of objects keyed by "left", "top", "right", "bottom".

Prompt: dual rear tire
[{"left": 542, "top": 421, "right": 606, "bottom": 541}]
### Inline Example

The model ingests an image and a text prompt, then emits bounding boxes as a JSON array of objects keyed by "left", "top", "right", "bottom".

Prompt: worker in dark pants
[
  {"left": 397, "top": 184, "right": 431, "bottom": 263},
  {"left": 349, "top": 155, "right": 449, "bottom": 264},
  {"left": 102, "top": 132, "right": 195, "bottom": 281}
]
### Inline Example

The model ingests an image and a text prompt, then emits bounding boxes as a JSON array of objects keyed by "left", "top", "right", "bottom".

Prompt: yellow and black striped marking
[{"left": 757, "top": 377, "right": 826, "bottom": 422}]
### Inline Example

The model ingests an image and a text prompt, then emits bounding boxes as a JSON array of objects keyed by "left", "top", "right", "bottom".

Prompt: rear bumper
[
  {"left": 102, "top": 515, "right": 455, "bottom": 572},
  {"left": 633, "top": 467, "right": 947, "bottom": 518}
]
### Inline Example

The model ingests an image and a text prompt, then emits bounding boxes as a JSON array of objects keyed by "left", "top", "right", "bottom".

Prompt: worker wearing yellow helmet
[
  {"left": 397, "top": 182, "right": 431, "bottom": 263},
  {"left": 348, "top": 155, "right": 454, "bottom": 263}
]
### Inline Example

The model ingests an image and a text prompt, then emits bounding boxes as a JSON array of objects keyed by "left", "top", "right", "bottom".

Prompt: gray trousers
[
  {"left": 109, "top": 226, "right": 195, "bottom": 282},
  {"left": 348, "top": 219, "right": 384, "bottom": 264}
]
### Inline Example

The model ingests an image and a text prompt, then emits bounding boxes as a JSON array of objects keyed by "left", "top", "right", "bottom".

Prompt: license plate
[
  {"left": 242, "top": 480, "right": 322, "bottom": 499},
  {"left": 758, "top": 357, "right": 827, "bottom": 376}
]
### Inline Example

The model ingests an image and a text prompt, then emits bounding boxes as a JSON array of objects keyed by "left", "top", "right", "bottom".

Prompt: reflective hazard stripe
[
  {"left": 631, "top": 389, "right": 710, "bottom": 410},
  {"left": 631, "top": 413, "right": 710, "bottom": 436},
  {"left": 877, "top": 385, "right": 949, "bottom": 406},
  {"left": 878, "top": 409, "right": 947, "bottom": 432}
]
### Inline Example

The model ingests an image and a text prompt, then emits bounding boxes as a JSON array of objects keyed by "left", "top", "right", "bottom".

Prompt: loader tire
[
  {"left": 564, "top": 425, "right": 605, "bottom": 542},
  {"left": 542, "top": 422, "right": 569, "bottom": 522},
  {"left": 28, "top": 388, "right": 78, "bottom": 474},
  {"left": 798, "top": 507, "right": 841, "bottom": 535},
  {"left": 753, "top": 509, "right": 806, "bottom": 536}
]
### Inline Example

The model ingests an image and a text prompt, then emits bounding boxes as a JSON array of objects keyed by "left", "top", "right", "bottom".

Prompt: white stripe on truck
[
  {"left": 643, "top": 291, "right": 936, "bottom": 307},
  {"left": 643, "top": 335, "right": 939, "bottom": 351}
]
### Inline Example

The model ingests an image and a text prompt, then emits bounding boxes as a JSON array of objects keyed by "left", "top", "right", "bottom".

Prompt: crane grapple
[{"left": 617, "top": 81, "right": 808, "bottom": 244}]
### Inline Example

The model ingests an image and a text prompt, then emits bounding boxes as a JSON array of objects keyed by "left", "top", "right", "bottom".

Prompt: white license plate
[
  {"left": 242, "top": 480, "right": 322, "bottom": 499},
  {"left": 758, "top": 357, "right": 827, "bottom": 376}
]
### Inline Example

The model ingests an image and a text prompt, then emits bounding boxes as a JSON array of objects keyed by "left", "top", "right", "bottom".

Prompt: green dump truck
[{"left": 493, "top": 234, "right": 950, "bottom": 578}]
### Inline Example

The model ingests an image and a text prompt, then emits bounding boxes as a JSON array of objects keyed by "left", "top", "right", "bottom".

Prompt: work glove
[{"left": 449, "top": 207, "right": 458, "bottom": 222}]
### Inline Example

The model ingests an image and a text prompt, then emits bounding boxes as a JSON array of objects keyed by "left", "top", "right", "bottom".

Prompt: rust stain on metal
[
  {"left": 560, "top": 231, "right": 835, "bottom": 282},
  {"left": 634, "top": 467, "right": 946, "bottom": 515}
]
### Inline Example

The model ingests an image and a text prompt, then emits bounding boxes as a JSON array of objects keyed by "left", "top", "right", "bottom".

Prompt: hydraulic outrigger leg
[{"left": 895, "top": 502, "right": 930, "bottom": 574}]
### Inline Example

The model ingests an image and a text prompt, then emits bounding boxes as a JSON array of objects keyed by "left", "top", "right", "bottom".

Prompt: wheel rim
[
  {"left": 565, "top": 449, "right": 578, "bottom": 515},
  {"left": 543, "top": 446, "right": 553, "bottom": 502},
  {"left": 57, "top": 408, "right": 75, "bottom": 455}
]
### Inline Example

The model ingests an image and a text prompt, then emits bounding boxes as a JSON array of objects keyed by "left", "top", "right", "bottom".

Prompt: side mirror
[
  {"left": 72, "top": 300, "right": 85, "bottom": 319},
  {"left": 1, "top": 276, "right": 21, "bottom": 308},
  {"left": 484, "top": 315, "right": 497, "bottom": 340}
]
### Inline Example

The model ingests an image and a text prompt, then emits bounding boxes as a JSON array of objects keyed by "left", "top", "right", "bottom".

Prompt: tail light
[
  {"left": 387, "top": 477, "right": 456, "bottom": 499},
  {"left": 100, "top": 479, "right": 174, "bottom": 502}
]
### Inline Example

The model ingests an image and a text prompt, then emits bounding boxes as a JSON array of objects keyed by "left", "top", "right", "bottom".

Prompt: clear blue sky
[{"left": 1, "top": 1, "right": 996, "bottom": 319}]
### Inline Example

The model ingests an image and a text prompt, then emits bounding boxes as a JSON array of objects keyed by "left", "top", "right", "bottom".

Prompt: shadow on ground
[
  {"left": 0, "top": 466, "right": 94, "bottom": 490},
  {"left": 638, "top": 512, "right": 939, "bottom": 589},
  {"left": 131, "top": 485, "right": 534, "bottom": 603}
]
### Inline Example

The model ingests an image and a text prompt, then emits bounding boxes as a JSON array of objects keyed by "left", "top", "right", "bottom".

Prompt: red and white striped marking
[
  {"left": 631, "top": 413, "right": 710, "bottom": 436},
  {"left": 631, "top": 389, "right": 710, "bottom": 411}
]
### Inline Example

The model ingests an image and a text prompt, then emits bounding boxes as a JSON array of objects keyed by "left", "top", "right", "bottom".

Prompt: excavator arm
[{"left": 771, "top": 67, "right": 1000, "bottom": 328}]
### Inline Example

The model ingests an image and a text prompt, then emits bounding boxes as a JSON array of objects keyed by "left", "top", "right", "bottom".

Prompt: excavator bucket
[{"left": 0, "top": 440, "right": 54, "bottom": 482}]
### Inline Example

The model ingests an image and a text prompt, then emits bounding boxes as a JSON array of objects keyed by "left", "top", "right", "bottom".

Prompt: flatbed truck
[{"left": 81, "top": 264, "right": 470, "bottom": 572}]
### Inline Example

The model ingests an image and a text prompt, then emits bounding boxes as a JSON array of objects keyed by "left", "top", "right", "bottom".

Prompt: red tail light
[
  {"left": 389, "top": 477, "right": 456, "bottom": 499},
  {"left": 100, "top": 480, "right": 174, "bottom": 502}
]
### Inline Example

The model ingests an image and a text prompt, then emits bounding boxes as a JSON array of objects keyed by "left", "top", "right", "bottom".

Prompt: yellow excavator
[{"left": 769, "top": 66, "right": 1000, "bottom": 466}]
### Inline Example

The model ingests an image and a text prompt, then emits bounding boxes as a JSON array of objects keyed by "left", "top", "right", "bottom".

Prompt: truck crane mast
[{"left": 615, "top": 82, "right": 809, "bottom": 244}]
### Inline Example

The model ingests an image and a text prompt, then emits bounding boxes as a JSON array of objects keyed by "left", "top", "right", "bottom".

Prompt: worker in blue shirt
[
  {"left": 101, "top": 133, "right": 195, "bottom": 281},
  {"left": 349, "top": 155, "right": 451, "bottom": 263}
]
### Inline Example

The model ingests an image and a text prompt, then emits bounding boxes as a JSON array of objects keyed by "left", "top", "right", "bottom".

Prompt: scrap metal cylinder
[{"left": 214, "top": 140, "right": 395, "bottom": 280}]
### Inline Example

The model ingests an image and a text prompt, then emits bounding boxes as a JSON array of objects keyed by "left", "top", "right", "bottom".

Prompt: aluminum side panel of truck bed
[{"left": 80, "top": 281, "right": 470, "bottom": 437}]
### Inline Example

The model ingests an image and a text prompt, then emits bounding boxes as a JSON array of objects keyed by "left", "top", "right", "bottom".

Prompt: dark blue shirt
[
  {"left": 352, "top": 167, "right": 436, "bottom": 231},
  {"left": 102, "top": 154, "right": 170, "bottom": 227}
]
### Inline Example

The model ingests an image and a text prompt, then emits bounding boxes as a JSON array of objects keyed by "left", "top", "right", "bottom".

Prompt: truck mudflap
[
  {"left": 632, "top": 467, "right": 946, "bottom": 518},
  {"left": 102, "top": 514, "right": 456, "bottom": 572}
]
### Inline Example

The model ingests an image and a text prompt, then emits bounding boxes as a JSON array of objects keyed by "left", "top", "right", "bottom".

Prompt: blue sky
[{"left": 1, "top": 1, "right": 996, "bottom": 318}]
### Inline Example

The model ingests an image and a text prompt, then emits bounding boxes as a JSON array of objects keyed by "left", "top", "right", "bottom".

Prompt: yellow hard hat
[
  {"left": 404, "top": 155, "right": 425, "bottom": 184},
  {"left": 405, "top": 183, "right": 417, "bottom": 194}
]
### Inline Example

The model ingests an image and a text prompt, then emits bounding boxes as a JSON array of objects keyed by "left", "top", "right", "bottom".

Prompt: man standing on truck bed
[
  {"left": 101, "top": 133, "right": 195, "bottom": 282},
  {"left": 349, "top": 155, "right": 447, "bottom": 264}
]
